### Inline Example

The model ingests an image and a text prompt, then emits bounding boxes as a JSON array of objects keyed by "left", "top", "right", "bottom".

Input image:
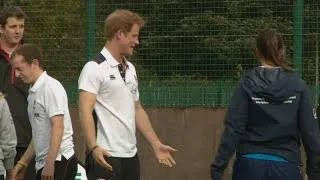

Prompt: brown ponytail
[{"left": 256, "top": 28, "right": 293, "bottom": 71}]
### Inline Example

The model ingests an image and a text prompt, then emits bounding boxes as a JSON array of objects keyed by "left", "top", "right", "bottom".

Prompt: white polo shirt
[
  {"left": 27, "top": 71, "right": 75, "bottom": 171},
  {"left": 78, "top": 47, "right": 139, "bottom": 158}
]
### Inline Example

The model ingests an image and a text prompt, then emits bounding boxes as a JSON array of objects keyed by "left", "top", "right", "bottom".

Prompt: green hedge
[{"left": 63, "top": 81, "right": 320, "bottom": 107}]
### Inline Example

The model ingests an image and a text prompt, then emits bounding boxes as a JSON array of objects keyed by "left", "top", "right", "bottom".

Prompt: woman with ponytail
[{"left": 210, "top": 28, "right": 320, "bottom": 180}]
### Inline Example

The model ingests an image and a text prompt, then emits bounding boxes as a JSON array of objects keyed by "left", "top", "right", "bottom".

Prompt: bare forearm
[
  {"left": 80, "top": 111, "right": 97, "bottom": 149},
  {"left": 79, "top": 91, "right": 97, "bottom": 150},
  {"left": 136, "top": 108, "right": 160, "bottom": 148},
  {"left": 19, "top": 140, "right": 35, "bottom": 164},
  {"left": 46, "top": 124, "right": 63, "bottom": 165}
]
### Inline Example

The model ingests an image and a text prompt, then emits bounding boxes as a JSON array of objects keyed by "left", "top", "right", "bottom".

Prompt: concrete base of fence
[{"left": 69, "top": 107, "right": 307, "bottom": 180}]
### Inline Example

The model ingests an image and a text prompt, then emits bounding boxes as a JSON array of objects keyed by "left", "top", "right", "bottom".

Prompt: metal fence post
[
  {"left": 87, "top": 0, "right": 96, "bottom": 61},
  {"left": 293, "top": 0, "right": 303, "bottom": 76}
]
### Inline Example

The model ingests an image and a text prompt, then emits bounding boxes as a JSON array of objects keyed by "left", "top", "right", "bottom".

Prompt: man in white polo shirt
[
  {"left": 79, "top": 9, "right": 177, "bottom": 180},
  {"left": 10, "top": 44, "right": 78, "bottom": 180}
]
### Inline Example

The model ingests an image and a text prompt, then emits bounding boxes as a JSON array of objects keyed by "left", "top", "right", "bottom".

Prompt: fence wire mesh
[{"left": 2, "top": 0, "right": 319, "bottom": 107}]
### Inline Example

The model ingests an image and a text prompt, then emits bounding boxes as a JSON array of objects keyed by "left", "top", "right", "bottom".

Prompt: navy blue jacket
[{"left": 211, "top": 67, "right": 320, "bottom": 179}]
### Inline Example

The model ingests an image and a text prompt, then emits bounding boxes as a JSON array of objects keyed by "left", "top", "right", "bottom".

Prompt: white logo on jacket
[
  {"left": 251, "top": 96, "right": 296, "bottom": 104},
  {"left": 313, "top": 108, "right": 317, "bottom": 119}
]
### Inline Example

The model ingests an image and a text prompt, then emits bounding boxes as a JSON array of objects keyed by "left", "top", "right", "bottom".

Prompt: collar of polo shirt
[
  {"left": 29, "top": 71, "right": 48, "bottom": 93},
  {"left": 101, "top": 47, "right": 129, "bottom": 69}
]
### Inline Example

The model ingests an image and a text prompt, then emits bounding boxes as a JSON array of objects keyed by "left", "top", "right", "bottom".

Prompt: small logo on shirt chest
[{"left": 110, "top": 74, "right": 116, "bottom": 80}]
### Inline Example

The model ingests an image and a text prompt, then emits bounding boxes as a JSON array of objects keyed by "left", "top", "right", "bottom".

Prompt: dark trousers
[
  {"left": 86, "top": 153, "right": 140, "bottom": 180},
  {"left": 15, "top": 147, "right": 37, "bottom": 179},
  {"left": 0, "top": 174, "right": 3, "bottom": 180},
  {"left": 36, "top": 155, "right": 78, "bottom": 180},
  {"left": 233, "top": 157, "right": 303, "bottom": 180}
]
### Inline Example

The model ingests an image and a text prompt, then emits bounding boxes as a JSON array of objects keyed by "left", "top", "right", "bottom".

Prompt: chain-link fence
[
  {"left": 3, "top": 0, "right": 319, "bottom": 107},
  {"left": 304, "top": 0, "right": 319, "bottom": 105}
]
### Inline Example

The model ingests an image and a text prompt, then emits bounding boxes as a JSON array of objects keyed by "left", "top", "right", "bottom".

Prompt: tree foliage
[
  {"left": 96, "top": 0, "right": 295, "bottom": 81},
  {"left": 2, "top": 0, "right": 318, "bottom": 85}
]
